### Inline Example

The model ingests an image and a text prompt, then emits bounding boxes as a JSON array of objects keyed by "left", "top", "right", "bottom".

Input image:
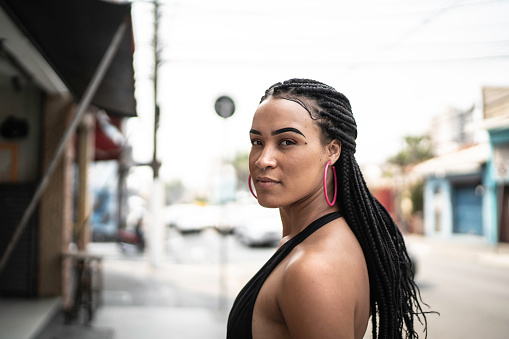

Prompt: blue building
[
  {"left": 415, "top": 143, "right": 490, "bottom": 242},
  {"left": 415, "top": 87, "right": 509, "bottom": 245},
  {"left": 481, "top": 87, "right": 509, "bottom": 244}
]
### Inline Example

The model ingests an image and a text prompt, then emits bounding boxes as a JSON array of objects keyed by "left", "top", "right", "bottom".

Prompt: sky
[{"left": 125, "top": 0, "right": 509, "bottom": 195}]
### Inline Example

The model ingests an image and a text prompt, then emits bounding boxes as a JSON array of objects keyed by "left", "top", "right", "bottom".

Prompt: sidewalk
[
  {"left": 405, "top": 234, "right": 509, "bottom": 269},
  {"left": 71, "top": 236, "right": 509, "bottom": 338},
  {"left": 93, "top": 306, "right": 227, "bottom": 339},
  {"left": 0, "top": 297, "right": 61, "bottom": 339},
  {"left": 11, "top": 234, "right": 509, "bottom": 339},
  {"left": 34, "top": 240, "right": 230, "bottom": 339}
]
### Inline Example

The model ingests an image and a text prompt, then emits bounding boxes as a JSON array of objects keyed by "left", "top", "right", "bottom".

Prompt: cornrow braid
[{"left": 260, "top": 78, "right": 429, "bottom": 339}]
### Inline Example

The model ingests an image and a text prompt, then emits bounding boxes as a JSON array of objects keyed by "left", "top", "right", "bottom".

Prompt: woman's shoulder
[
  {"left": 293, "top": 217, "right": 363, "bottom": 263},
  {"left": 275, "top": 218, "right": 370, "bottom": 337},
  {"left": 282, "top": 217, "right": 367, "bottom": 289}
]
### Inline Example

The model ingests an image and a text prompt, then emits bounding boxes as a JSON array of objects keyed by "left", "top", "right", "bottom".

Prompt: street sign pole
[{"left": 214, "top": 95, "right": 235, "bottom": 309}]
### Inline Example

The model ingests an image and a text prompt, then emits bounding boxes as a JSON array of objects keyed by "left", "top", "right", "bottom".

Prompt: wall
[
  {"left": 0, "top": 65, "right": 42, "bottom": 183},
  {"left": 486, "top": 129, "right": 509, "bottom": 243},
  {"left": 37, "top": 94, "right": 75, "bottom": 297},
  {"left": 424, "top": 178, "right": 453, "bottom": 238},
  {"left": 424, "top": 173, "right": 490, "bottom": 243}
]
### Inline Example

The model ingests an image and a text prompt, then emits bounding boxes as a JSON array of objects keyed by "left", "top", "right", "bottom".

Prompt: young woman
[{"left": 227, "top": 79, "right": 428, "bottom": 339}]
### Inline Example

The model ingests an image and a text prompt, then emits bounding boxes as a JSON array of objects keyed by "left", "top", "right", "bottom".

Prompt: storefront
[
  {"left": 483, "top": 88, "right": 509, "bottom": 243},
  {"left": 0, "top": 0, "right": 136, "bottom": 298},
  {"left": 415, "top": 143, "right": 490, "bottom": 242}
]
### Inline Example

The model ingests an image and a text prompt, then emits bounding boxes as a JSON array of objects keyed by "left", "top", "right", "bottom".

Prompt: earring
[
  {"left": 323, "top": 161, "right": 337, "bottom": 206},
  {"left": 248, "top": 174, "right": 257, "bottom": 199}
]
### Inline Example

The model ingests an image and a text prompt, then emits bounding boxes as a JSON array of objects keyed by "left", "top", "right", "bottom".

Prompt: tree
[
  {"left": 229, "top": 151, "right": 250, "bottom": 191},
  {"left": 388, "top": 135, "right": 433, "bottom": 167},
  {"left": 386, "top": 134, "right": 433, "bottom": 231}
]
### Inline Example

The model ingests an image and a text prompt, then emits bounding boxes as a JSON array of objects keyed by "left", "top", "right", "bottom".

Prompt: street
[
  {"left": 89, "top": 228, "right": 509, "bottom": 339},
  {"left": 94, "top": 228, "right": 275, "bottom": 309},
  {"left": 408, "top": 237, "right": 509, "bottom": 339},
  {"left": 90, "top": 228, "right": 276, "bottom": 338}
]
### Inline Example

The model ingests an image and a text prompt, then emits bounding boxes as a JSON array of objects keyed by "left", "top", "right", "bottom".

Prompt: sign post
[
  {"left": 214, "top": 95, "right": 235, "bottom": 119},
  {"left": 214, "top": 95, "right": 235, "bottom": 309}
]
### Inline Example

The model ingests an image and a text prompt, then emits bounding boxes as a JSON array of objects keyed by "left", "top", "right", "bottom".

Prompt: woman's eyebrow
[
  {"left": 249, "top": 127, "right": 306, "bottom": 138},
  {"left": 272, "top": 127, "right": 306, "bottom": 138}
]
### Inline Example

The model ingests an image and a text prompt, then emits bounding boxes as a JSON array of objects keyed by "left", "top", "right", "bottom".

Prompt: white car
[
  {"left": 235, "top": 205, "right": 282, "bottom": 247},
  {"left": 166, "top": 204, "right": 220, "bottom": 233}
]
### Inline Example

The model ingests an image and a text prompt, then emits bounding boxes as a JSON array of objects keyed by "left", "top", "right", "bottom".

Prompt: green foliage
[
  {"left": 229, "top": 151, "right": 250, "bottom": 190},
  {"left": 409, "top": 180, "right": 424, "bottom": 212},
  {"left": 386, "top": 134, "right": 432, "bottom": 216},
  {"left": 388, "top": 135, "right": 433, "bottom": 167}
]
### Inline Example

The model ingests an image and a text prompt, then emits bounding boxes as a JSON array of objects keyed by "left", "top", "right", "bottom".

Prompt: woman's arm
[{"left": 278, "top": 252, "right": 359, "bottom": 339}]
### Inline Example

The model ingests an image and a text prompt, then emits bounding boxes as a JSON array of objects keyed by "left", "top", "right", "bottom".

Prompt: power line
[
  {"left": 155, "top": 0, "right": 509, "bottom": 19},
  {"left": 161, "top": 53, "right": 509, "bottom": 67}
]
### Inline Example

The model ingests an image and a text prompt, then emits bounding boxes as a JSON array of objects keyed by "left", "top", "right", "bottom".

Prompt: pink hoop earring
[
  {"left": 323, "top": 161, "right": 337, "bottom": 206},
  {"left": 248, "top": 174, "right": 257, "bottom": 199}
]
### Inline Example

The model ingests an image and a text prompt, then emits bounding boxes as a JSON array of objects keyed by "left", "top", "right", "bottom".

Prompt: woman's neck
[{"left": 278, "top": 193, "right": 340, "bottom": 240}]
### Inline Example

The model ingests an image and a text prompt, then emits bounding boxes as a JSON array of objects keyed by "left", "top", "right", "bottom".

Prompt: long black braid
[{"left": 260, "top": 78, "right": 429, "bottom": 339}]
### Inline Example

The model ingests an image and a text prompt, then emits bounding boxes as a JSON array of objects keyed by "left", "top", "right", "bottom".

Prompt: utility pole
[
  {"left": 152, "top": 0, "right": 161, "bottom": 179},
  {"left": 149, "top": 0, "right": 163, "bottom": 267}
]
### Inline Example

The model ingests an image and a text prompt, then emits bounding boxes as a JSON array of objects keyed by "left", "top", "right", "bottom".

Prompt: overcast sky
[{"left": 126, "top": 0, "right": 509, "bottom": 193}]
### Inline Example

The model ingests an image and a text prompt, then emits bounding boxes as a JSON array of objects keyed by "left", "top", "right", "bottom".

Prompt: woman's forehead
[{"left": 252, "top": 98, "right": 315, "bottom": 128}]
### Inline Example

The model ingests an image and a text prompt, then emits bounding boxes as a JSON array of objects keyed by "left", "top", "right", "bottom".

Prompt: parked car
[
  {"left": 235, "top": 206, "right": 282, "bottom": 247},
  {"left": 213, "top": 202, "right": 249, "bottom": 235},
  {"left": 166, "top": 203, "right": 220, "bottom": 233}
]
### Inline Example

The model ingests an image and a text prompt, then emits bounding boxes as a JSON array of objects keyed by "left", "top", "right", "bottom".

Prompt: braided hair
[{"left": 260, "top": 78, "right": 429, "bottom": 339}]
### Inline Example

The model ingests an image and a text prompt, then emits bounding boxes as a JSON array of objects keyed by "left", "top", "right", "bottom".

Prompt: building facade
[
  {"left": 417, "top": 144, "right": 489, "bottom": 242},
  {"left": 0, "top": 0, "right": 136, "bottom": 300},
  {"left": 482, "top": 87, "right": 509, "bottom": 244},
  {"left": 416, "top": 87, "right": 509, "bottom": 245}
]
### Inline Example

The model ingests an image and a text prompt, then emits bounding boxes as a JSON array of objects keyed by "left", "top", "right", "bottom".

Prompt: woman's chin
[{"left": 257, "top": 196, "right": 282, "bottom": 209}]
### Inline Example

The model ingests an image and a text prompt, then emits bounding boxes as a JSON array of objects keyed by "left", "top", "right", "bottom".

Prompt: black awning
[{"left": 0, "top": 0, "right": 137, "bottom": 117}]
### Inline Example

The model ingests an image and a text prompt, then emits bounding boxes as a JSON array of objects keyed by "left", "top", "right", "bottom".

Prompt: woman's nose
[{"left": 255, "top": 146, "right": 277, "bottom": 170}]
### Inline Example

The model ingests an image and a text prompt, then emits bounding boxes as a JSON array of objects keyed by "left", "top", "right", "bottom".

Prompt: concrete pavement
[
  {"left": 30, "top": 233, "right": 509, "bottom": 339},
  {"left": 93, "top": 306, "right": 227, "bottom": 339},
  {"left": 44, "top": 239, "right": 231, "bottom": 339},
  {"left": 92, "top": 234, "right": 509, "bottom": 339}
]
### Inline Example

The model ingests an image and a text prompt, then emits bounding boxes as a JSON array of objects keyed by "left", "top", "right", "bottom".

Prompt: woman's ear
[{"left": 327, "top": 139, "right": 341, "bottom": 165}]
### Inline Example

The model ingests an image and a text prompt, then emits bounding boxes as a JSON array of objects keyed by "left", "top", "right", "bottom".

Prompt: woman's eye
[
  {"left": 280, "top": 140, "right": 296, "bottom": 146},
  {"left": 251, "top": 139, "right": 262, "bottom": 146}
]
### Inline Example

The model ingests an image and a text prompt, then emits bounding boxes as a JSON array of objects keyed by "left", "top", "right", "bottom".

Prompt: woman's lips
[{"left": 256, "top": 176, "right": 280, "bottom": 189}]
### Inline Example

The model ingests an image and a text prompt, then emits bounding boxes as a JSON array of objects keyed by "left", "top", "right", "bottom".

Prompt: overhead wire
[{"left": 135, "top": 0, "right": 509, "bottom": 68}]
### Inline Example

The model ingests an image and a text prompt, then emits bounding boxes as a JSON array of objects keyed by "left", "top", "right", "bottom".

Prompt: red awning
[{"left": 95, "top": 113, "right": 125, "bottom": 161}]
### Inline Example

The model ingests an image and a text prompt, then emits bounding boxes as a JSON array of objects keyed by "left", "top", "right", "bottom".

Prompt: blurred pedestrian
[{"left": 227, "top": 79, "right": 430, "bottom": 338}]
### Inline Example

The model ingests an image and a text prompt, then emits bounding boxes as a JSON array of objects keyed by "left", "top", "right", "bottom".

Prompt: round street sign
[{"left": 215, "top": 95, "right": 235, "bottom": 119}]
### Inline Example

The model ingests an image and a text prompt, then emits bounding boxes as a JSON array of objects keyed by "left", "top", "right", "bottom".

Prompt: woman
[{"left": 227, "top": 79, "right": 428, "bottom": 339}]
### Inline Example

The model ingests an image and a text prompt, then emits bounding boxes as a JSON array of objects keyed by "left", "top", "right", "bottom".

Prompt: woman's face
[{"left": 249, "top": 97, "right": 331, "bottom": 208}]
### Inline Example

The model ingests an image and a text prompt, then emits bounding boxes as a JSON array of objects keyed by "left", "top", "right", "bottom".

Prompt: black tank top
[{"left": 226, "top": 212, "right": 342, "bottom": 339}]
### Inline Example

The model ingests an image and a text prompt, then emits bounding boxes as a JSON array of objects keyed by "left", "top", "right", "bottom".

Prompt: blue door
[{"left": 453, "top": 185, "right": 483, "bottom": 235}]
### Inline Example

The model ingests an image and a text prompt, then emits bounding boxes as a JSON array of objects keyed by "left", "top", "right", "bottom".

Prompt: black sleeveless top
[{"left": 226, "top": 212, "right": 342, "bottom": 339}]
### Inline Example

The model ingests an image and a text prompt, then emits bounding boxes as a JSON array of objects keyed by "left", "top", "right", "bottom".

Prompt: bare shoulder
[
  {"left": 284, "top": 217, "right": 367, "bottom": 284},
  {"left": 277, "top": 218, "right": 370, "bottom": 339}
]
